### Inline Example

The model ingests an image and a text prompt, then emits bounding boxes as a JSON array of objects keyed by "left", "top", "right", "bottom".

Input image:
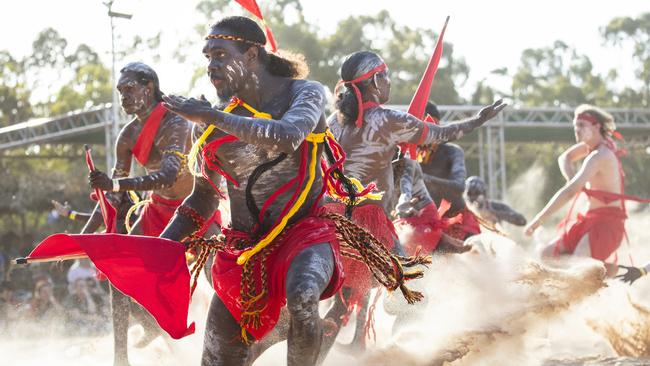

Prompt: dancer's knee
[{"left": 287, "top": 280, "right": 321, "bottom": 324}]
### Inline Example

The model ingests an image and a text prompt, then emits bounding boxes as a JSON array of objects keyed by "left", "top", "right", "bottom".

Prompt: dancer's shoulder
[{"left": 290, "top": 79, "right": 326, "bottom": 97}]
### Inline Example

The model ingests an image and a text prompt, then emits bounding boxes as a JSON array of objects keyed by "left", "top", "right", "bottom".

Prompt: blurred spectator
[
  {"left": 67, "top": 259, "right": 97, "bottom": 292},
  {"left": 63, "top": 278, "right": 108, "bottom": 335},
  {"left": 0, "top": 281, "right": 20, "bottom": 332},
  {"left": 0, "top": 248, "right": 6, "bottom": 283},
  {"left": 28, "top": 277, "right": 63, "bottom": 321}
]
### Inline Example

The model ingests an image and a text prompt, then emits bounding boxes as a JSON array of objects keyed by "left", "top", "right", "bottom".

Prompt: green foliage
[
  {"left": 0, "top": 51, "right": 33, "bottom": 126},
  {"left": 0, "top": 144, "right": 104, "bottom": 245},
  {"left": 504, "top": 12, "right": 650, "bottom": 108},
  {"left": 48, "top": 62, "right": 112, "bottom": 116},
  {"left": 192, "top": 1, "right": 467, "bottom": 104},
  {"left": 602, "top": 13, "right": 650, "bottom": 107},
  {"left": 1, "top": 31, "right": 112, "bottom": 123},
  {"left": 28, "top": 28, "right": 68, "bottom": 69},
  {"left": 510, "top": 40, "right": 615, "bottom": 107}
]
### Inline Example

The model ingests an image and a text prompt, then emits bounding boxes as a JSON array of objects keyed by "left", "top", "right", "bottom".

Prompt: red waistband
[
  {"left": 150, "top": 193, "right": 184, "bottom": 206},
  {"left": 583, "top": 206, "right": 626, "bottom": 216},
  {"left": 583, "top": 188, "right": 650, "bottom": 205}
]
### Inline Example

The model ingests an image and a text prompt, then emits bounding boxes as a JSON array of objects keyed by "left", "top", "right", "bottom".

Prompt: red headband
[
  {"left": 336, "top": 63, "right": 387, "bottom": 128},
  {"left": 575, "top": 112, "right": 600, "bottom": 126},
  {"left": 576, "top": 111, "right": 624, "bottom": 140}
]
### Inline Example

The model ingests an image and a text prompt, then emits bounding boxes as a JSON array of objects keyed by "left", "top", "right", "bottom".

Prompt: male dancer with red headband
[
  {"left": 82, "top": 62, "right": 197, "bottom": 366},
  {"left": 160, "top": 17, "right": 422, "bottom": 365},
  {"left": 321, "top": 51, "right": 505, "bottom": 354},
  {"left": 526, "top": 104, "right": 629, "bottom": 275}
]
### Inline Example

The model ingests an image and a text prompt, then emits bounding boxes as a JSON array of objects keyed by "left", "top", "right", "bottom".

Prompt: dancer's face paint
[
  {"left": 374, "top": 70, "right": 391, "bottom": 104},
  {"left": 117, "top": 72, "right": 153, "bottom": 115},
  {"left": 203, "top": 28, "right": 253, "bottom": 101},
  {"left": 573, "top": 118, "right": 599, "bottom": 143}
]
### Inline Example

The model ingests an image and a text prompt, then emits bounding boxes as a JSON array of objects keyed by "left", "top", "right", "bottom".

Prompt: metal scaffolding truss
[
  {"left": 419, "top": 105, "right": 650, "bottom": 201},
  {"left": 0, "top": 104, "right": 113, "bottom": 151},
  {"left": 437, "top": 105, "right": 650, "bottom": 128},
  {"left": 1, "top": 104, "right": 649, "bottom": 200}
]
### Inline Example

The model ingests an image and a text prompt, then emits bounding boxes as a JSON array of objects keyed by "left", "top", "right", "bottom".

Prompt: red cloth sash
[
  {"left": 394, "top": 202, "right": 456, "bottom": 255},
  {"left": 583, "top": 188, "right": 650, "bottom": 205},
  {"left": 555, "top": 206, "right": 627, "bottom": 262},
  {"left": 132, "top": 102, "right": 167, "bottom": 166},
  {"left": 444, "top": 207, "right": 481, "bottom": 240},
  {"left": 26, "top": 233, "right": 195, "bottom": 339},
  {"left": 212, "top": 207, "right": 344, "bottom": 340},
  {"left": 140, "top": 193, "right": 222, "bottom": 237}
]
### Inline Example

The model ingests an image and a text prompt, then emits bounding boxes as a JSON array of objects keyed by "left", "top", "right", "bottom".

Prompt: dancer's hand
[
  {"left": 162, "top": 94, "right": 214, "bottom": 125},
  {"left": 615, "top": 265, "right": 645, "bottom": 285},
  {"left": 476, "top": 99, "right": 507, "bottom": 125},
  {"left": 51, "top": 200, "right": 71, "bottom": 217},
  {"left": 89, "top": 170, "right": 112, "bottom": 190},
  {"left": 524, "top": 219, "right": 541, "bottom": 236}
]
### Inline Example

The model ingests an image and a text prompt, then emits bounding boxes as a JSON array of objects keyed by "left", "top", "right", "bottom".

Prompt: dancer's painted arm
[
  {"left": 489, "top": 201, "right": 527, "bottom": 226},
  {"left": 421, "top": 146, "right": 466, "bottom": 193},
  {"left": 558, "top": 143, "right": 589, "bottom": 181},
  {"left": 398, "top": 160, "right": 416, "bottom": 204},
  {"left": 52, "top": 200, "right": 92, "bottom": 223},
  {"left": 160, "top": 172, "right": 222, "bottom": 242},
  {"left": 163, "top": 82, "right": 326, "bottom": 153},
  {"left": 389, "top": 100, "right": 506, "bottom": 146},
  {"left": 80, "top": 203, "right": 104, "bottom": 234},
  {"left": 529, "top": 152, "right": 602, "bottom": 227},
  {"left": 113, "top": 116, "right": 188, "bottom": 191}
]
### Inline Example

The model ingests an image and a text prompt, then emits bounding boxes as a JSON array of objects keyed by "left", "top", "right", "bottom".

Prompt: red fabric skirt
[
  {"left": 211, "top": 207, "right": 344, "bottom": 340},
  {"left": 323, "top": 203, "right": 396, "bottom": 316},
  {"left": 444, "top": 207, "right": 481, "bottom": 240},
  {"left": 394, "top": 202, "right": 448, "bottom": 255},
  {"left": 140, "top": 193, "right": 222, "bottom": 237},
  {"left": 140, "top": 194, "right": 184, "bottom": 237},
  {"left": 555, "top": 206, "right": 626, "bottom": 262}
]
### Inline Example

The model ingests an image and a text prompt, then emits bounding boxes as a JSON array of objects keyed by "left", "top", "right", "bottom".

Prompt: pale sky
[{"left": 0, "top": 0, "right": 646, "bottom": 104}]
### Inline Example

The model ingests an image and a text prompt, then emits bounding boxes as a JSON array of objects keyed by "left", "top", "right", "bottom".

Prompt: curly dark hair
[
  {"left": 210, "top": 16, "right": 308, "bottom": 79},
  {"left": 425, "top": 101, "right": 441, "bottom": 120}
]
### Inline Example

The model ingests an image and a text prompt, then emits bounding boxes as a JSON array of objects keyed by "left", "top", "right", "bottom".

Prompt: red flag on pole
[
  {"left": 234, "top": 0, "right": 278, "bottom": 52},
  {"left": 16, "top": 147, "right": 196, "bottom": 339},
  {"left": 85, "top": 146, "right": 117, "bottom": 233},
  {"left": 401, "top": 16, "right": 450, "bottom": 159}
]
